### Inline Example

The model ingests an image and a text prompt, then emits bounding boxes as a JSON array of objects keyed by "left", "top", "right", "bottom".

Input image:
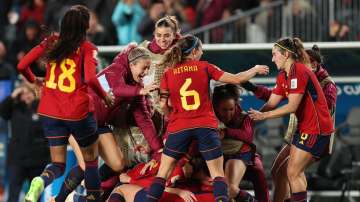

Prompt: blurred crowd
[{"left": 0, "top": 0, "right": 265, "bottom": 82}]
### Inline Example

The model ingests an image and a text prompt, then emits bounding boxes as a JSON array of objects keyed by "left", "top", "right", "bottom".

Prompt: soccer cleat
[{"left": 25, "top": 177, "right": 45, "bottom": 202}]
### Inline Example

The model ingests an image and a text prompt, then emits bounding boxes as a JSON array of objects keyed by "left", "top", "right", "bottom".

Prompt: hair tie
[
  {"left": 182, "top": 37, "right": 199, "bottom": 54},
  {"left": 274, "top": 43, "right": 296, "bottom": 54}
]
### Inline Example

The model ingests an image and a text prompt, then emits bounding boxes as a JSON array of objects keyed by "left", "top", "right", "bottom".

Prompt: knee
[{"left": 111, "top": 160, "right": 125, "bottom": 173}]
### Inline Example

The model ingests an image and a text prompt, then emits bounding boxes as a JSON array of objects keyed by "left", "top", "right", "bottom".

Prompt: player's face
[
  {"left": 272, "top": 47, "right": 287, "bottom": 70},
  {"left": 154, "top": 26, "right": 176, "bottom": 50},
  {"left": 130, "top": 58, "right": 152, "bottom": 83},
  {"left": 216, "top": 99, "right": 236, "bottom": 124}
]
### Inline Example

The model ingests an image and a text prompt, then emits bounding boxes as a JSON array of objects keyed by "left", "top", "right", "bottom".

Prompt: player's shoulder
[{"left": 81, "top": 40, "right": 97, "bottom": 51}]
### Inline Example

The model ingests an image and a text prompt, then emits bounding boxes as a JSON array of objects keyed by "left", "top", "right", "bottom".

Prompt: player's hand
[
  {"left": 134, "top": 144, "right": 150, "bottom": 154},
  {"left": 104, "top": 90, "right": 115, "bottom": 107},
  {"left": 139, "top": 83, "right": 159, "bottom": 95},
  {"left": 140, "top": 159, "right": 158, "bottom": 175},
  {"left": 218, "top": 128, "right": 225, "bottom": 140},
  {"left": 248, "top": 108, "right": 266, "bottom": 121},
  {"left": 253, "top": 65, "right": 269, "bottom": 75},
  {"left": 176, "top": 189, "right": 197, "bottom": 202}
]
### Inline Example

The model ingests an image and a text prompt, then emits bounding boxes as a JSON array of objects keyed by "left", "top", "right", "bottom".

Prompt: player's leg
[
  {"left": 271, "top": 144, "right": 291, "bottom": 202},
  {"left": 55, "top": 136, "right": 85, "bottom": 202},
  {"left": 25, "top": 116, "right": 68, "bottom": 202},
  {"left": 196, "top": 128, "right": 228, "bottom": 202},
  {"left": 146, "top": 129, "right": 192, "bottom": 202},
  {"left": 98, "top": 130, "right": 125, "bottom": 180},
  {"left": 70, "top": 113, "right": 101, "bottom": 202},
  {"left": 245, "top": 153, "right": 270, "bottom": 202},
  {"left": 225, "top": 159, "right": 246, "bottom": 199}
]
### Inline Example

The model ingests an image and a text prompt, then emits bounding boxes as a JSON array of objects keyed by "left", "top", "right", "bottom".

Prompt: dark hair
[
  {"left": 155, "top": 15, "right": 180, "bottom": 34},
  {"left": 160, "top": 35, "right": 201, "bottom": 68},
  {"left": 274, "top": 37, "right": 310, "bottom": 65},
  {"left": 212, "top": 84, "right": 241, "bottom": 107},
  {"left": 47, "top": 5, "right": 90, "bottom": 62},
  {"left": 306, "top": 45, "right": 323, "bottom": 64}
]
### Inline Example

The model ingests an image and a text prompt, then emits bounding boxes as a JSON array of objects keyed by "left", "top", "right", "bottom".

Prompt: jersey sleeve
[
  {"left": 288, "top": 65, "right": 308, "bottom": 94},
  {"left": 272, "top": 74, "right": 286, "bottom": 97},
  {"left": 206, "top": 62, "right": 225, "bottom": 81},
  {"left": 84, "top": 43, "right": 107, "bottom": 99}
]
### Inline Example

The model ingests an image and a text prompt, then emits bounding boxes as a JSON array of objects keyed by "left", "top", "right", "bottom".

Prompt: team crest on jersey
[{"left": 290, "top": 79, "right": 297, "bottom": 89}]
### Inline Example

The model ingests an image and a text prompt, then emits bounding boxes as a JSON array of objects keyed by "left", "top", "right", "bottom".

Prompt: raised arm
[
  {"left": 17, "top": 43, "right": 46, "bottom": 83},
  {"left": 218, "top": 65, "right": 269, "bottom": 84}
]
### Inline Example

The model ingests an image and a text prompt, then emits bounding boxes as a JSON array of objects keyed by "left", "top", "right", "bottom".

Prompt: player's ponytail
[
  {"left": 293, "top": 37, "right": 310, "bottom": 65},
  {"left": 160, "top": 35, "right": 202, "bottom": 68},
  {"left": 48, "top": 5, "right": 90, "bottom": 62},
  {"left": 274, "top": 37, "right": 310, "bottom": 65}
]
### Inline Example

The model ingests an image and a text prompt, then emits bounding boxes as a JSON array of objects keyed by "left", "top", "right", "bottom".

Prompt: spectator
[
  {"left": 112, "top": 0, "right": 145, "bottom": 45},
  {"left": 0, "top": 40, "right": 16, "bottom": 80},
  {"left": 87, "top": 10, "right": 115, "bottom": 45},
  {"left": 10, "top": 19, "right": 44, "bottom": 77},
  {"left": 1, "top": 82, "right": 49, "bottom": 202},
  {"left": 18, "top": 0, "right": 46, "bottom": 28},
  {"left": 138, "top": 1, "right": 165, "bottom": 41}
]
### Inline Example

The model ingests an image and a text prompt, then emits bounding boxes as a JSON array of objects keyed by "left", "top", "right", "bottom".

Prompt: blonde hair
[
  {"left": 155, "top": 15, "right": 180, "bottom": 34},
  {"left": 128, "top": 47, "right": 151, "bottom": 64}
]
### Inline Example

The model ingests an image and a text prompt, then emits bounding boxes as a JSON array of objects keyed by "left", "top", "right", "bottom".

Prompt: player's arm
[
  {"left": 17, "top": 43, "right": 46, "bottom": 83},
  {"left": 84, "top": 46, "right": 108, "bottom": 100},
  {"left": 218, "top": 65, "right": 269, "bottom": 84},
  {"left": 225, "top": 116, "right": 254, "bottom": 144},
  {"left": 249, "top": 93, "right": 303, "bottom": 120},
  {"left": 133, "top": 96, "right": 163, "bottom": 153},
  {"left": 159, "top": 90, "right": 171, "bottom": 116},
  {"left": 260, "top": 93, "right": 283, "bottom": 112}
]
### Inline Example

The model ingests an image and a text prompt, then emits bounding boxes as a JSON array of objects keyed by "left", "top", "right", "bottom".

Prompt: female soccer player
[
  {"left": 266, "top": 45, "right": 336, "bottom": 202},
  {"left": 55, "top": 45, "right": 163, "bottom": 201},
  {"left": 248, "top": 38, "right": 334, "bottom": 202},
  {"left": 141, "top": 34, "right": 268, "bottom": 202},
  {"left": 17, "top": 5, "right": 113, "bottom": 202},
  {"left": 121, "top": 16, "right": 182, "bottom": 165},
  {"left": 213, "top": 84, "right": 270, "bottom": 202}
]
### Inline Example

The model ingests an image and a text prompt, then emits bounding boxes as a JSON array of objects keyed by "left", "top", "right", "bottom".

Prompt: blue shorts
[
  {"left": 96, "top": 125, "right": 113, "bottom": 136},
  {"left": 163, "top": 128, "right": 222, "bottom": 161},
  {"left": 134, "top": 188, "right": 147, "bottom": 202},
  {"left": 224, "top": 151, "right": 254, "bottom": 166},
  {"left": 41, "top": 113, "right": 98, "bottom": 147},
  {"left": 292, "top": 132, "right": 330, "bottom": 159}
]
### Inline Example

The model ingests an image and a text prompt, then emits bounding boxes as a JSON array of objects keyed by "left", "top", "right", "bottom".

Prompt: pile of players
[{"left": 18, "top": 5, "right": 336, "bottom": 202}]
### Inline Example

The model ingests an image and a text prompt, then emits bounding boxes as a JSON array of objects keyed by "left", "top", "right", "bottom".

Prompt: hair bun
[{"left": 312, "top": 45, "right": 320, "bottom": 53}]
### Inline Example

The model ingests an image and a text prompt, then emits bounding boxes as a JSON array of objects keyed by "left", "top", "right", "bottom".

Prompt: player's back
[
  {"left": 38, "top": 40, "right": 96, "bottom": 120},
  {"left": 161, "top": 60, "right": 224, "bottom": 133}
]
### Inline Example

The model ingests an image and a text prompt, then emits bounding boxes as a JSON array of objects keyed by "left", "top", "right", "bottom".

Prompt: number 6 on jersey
[{"left": 180, "top": 78, "right": 200, "bottom": 110}]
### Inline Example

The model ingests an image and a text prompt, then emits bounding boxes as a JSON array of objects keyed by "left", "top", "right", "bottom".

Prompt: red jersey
[
  {"left": 272, "top": 62, "right": 334, "bottom": 135},
  {"left": 160, "top": 60, "right": 224, "bottom": 133},
  {"left": 17, "top": 36, "right": 106, "bottom": 120}
]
